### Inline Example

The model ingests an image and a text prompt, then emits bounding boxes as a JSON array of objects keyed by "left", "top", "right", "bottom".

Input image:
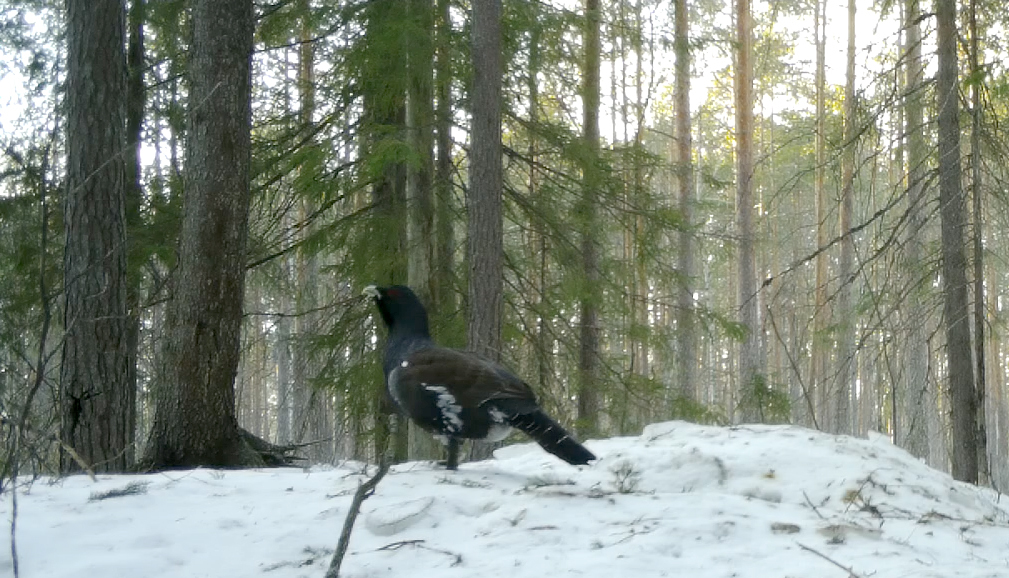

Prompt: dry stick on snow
[
  {"left": 797, "top": 542, "right": 865, "bottom": 578},
  {"left": 324, "top": 457, "right": 391, "bottom": 578},
  {"left": 376, "top": 540, "right": 463, "bottom": 566},
  {"left": 803, "top": 490, "right": 827, "bottom": 520}
]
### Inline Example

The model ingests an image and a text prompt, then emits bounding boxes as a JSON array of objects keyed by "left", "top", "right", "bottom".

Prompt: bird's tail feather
[{"left": 506, "top": 410, "right": 595, "bottom": 465}]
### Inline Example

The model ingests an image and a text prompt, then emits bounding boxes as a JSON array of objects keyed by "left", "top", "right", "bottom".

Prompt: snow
[{"left": 4, "top": 421, "right": 1009, "bottom": 578}]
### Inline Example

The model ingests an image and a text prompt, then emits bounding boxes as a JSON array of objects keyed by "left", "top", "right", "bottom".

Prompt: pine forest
[{"left": 1, "top": 0, "right": 1008, "bottom": 489}]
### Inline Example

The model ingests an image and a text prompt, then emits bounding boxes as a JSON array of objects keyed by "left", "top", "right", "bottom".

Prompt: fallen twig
[
  {"left": 375, "top": 539, "right": 462, "bottom": 566},
  {"left": 324, "top": 457, "right": 391, "bottom": 578},
  {"left": 797, "top": 542, "right": 865, "bottom": 578},
  {"left": 803, "top": 490, "right": 827, "bottom": 520}
]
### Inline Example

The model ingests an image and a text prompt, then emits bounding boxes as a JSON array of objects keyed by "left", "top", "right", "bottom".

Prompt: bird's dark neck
[{"left": 383, "top": 325, "right": 434, "bottom": 375}]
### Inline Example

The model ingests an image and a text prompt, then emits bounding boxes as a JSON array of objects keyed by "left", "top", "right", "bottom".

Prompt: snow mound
[{"left": 4, "top": 421, "right": 1009, "bottom": 578}]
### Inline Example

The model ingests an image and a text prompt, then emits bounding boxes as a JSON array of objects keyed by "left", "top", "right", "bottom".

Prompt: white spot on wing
[
  {"left": 401, "top": 360, "right": 409, "bottom": 368},
  {"left": 425, "top": 385, "right": 464, "bottom": 433}
]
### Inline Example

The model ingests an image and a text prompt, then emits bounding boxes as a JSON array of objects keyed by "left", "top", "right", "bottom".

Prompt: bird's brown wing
[{"left": 395, "top": 347, "right": 536, "bottom": 409}]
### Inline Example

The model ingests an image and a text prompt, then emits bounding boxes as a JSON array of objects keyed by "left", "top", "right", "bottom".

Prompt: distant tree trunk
[
  {"left": 936, "top": 0, "right": 978, "bottom": 483},
  {"left": 674, "top": 0, "right": 696, "bottom": 405},
  {"left": 467, "top": 0, "right": 504, "bottom": 363},
  {"left": 899, "top": 0, "right": 931, "bottom": 460},
  {"left": 125, "top": 0, "right": 145, "bottom": 457},
  {"left": 362, "top": 0, "right": 410, "bottom": 463},
  {"left": 433, "top": 0, "right": 456, "bottom": 329},
  {"left": 835, "top": 0, "right": 857, "bottom": 435},
  {"left": 968, "top": 0, "right": 989, "bottom": 484},
  {"left": 276, "top": 299, "right": 292, "bottom": 444},
  {"left": 524, "top": 16, "right": 553, "bottom": 397},
  {"left": 407, "top": 0, "right": 436, "bottom": 308},
  {"left": 144, "top": 0, "right": 260, "bottom": 469},
  {"left": 405, "top": 0, "right": 443, "bottom": 461},
  {"left": 61, "top": 0, "right": 133, "bottom": 473},
  {"left": 577, "top": 0, "right": 602, "bottom": 437},
  {"left": 810, "top": 0, "right": 829, "bottom": 432},
  {"left": 734, "top": 0, "right": 759, "bottom": 423},
  {"left": 631, "top": 0, "right": 649, "bottom": 409}
]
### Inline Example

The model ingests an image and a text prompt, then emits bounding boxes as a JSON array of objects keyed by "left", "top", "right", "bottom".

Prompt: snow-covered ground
[{"left": 4, "top": 421, "right": 1009, "bottom": 577}]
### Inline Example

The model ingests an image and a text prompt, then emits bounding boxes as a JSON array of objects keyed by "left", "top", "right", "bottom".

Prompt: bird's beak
[{"left": 362, "top": 285, "right": 381, "bottom": 299}]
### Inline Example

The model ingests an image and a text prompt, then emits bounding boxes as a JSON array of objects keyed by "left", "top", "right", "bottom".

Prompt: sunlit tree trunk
[
  {"left": 735, "top": 0, "right": 760, "bottom": 423},
  {"left": 835, "top": 0, "right": 857, "bottom": 435},
  {"left": 810, "top": 0, "right": 830, "bottom": 432},
  {"left": 674, "top": 0, "right": 696, "bottom": 405}
]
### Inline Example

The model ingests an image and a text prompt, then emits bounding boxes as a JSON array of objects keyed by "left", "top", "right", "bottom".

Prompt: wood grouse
[{"left": 364, "top": 284, "right": 596, "bottom": 470}]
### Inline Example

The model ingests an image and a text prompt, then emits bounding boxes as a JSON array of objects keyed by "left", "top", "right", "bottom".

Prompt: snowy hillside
[{"left": 4, "top": 421, "right": 1009, "bottom": 578}]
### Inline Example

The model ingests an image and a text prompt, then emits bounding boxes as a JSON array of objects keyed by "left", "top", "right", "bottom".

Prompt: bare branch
[{"left": 324, "top": 457, "right": 391, "bottom": 578}]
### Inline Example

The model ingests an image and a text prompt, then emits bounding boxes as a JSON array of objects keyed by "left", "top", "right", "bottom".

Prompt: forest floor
[{"left": 4, "top": 421, "right": 1009, "bottom": 577}]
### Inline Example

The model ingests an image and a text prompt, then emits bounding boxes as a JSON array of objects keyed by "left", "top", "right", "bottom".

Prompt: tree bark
[
  {"left": 899, "top": 0, "right": 932, "bottom": 460},
  {"left": 407, "top": 0, "right": 436, "bottom": 309},
  {"left": 735, "top": 0, "right": 760, "bottom": 423},
  {"left": 62, "top": 0, "right": 133, "bottom": 473},
  {"left": 674, "top": 0, "right": 696, "bottom": 405},
  {"left": 466, "top": 0, "right": 504, "bottom": 365},
  {"left": 835, "top": 0, "right": 857, "bottom": 435},
  {"left": 361, "top": 0, "right": 410, "bottom": 463},
  {"left": 433, "top": 0, "right": 456, "bottom": 331},
  {"left": 968, "top": 0, "right": 989, "bottom": 484},
  {"left": 143, "top": 0, "right": 259, "bottom": 469},
  {"left": 936, "top": 0, "right": 978, "bottom": 483},
  {"left": 810, "top": 0, "right": 830, "bottom": 432},
  {"left": 124, "top": 0, "right": 145, "bottom": 462},
  {"left": 577, "top": 0, "right": 602, "bottom": 437}
]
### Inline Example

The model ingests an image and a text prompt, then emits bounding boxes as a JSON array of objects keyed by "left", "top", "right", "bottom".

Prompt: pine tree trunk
[
  {"left": 61, "top": 0, "right": 133, "bottom": 473},
  {"left": 735, "top": 0, "right": 760, "bottom": 423},
  {"left": 466, "top": 0, "right": 505, "bottom": 462},
  {"left": 577, "top": 0, "right": 602, "bottom": 437},
  {"left": 674, "top": 0, "right": 696, "bottom": 405},
  {"left": 936, "top": 0, "right": 978, "bottom": 483},
  {"left": 810, "top": 0, "right": 829, "bottom": 432},
  {"left": 467, "top": 0, "right": 504, "bottom": 364},
  {"left": 900, "top": 0, "right": 931, "bottom": 460},
  {"left": 968, "top": 0, "right": 989, "bottom": 484},
  {"left": 362, "top": 0, "right": 410, "bottom": 463},
  {"left": 124, "top": 0, "right": 145, "bottom": 463},
  {"left": 835, "top": 0, "right": 857, "bottom": 435},
  {"left": 407, "top": 0, "right": 436, "bottom": 308},
  {"left": 144, "top": 0, "right": 260, "bottom": 469},
  {"left": 433, "top": 0, "right": 456, "bottom": 329}
]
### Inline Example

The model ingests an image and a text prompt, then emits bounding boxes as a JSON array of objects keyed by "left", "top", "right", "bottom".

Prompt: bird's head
[{"left": 363, "top": 285, "right": 430, "bottom": 338}]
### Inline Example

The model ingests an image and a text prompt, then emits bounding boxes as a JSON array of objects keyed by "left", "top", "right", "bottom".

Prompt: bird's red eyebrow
[{"left": 386, "top": 288, "right": 400, "bottom": 298}]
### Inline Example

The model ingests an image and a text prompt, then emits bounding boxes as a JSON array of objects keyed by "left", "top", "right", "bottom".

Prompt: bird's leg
[{"left": 445, "top": 437, "right": 460, "bottom": 470}]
